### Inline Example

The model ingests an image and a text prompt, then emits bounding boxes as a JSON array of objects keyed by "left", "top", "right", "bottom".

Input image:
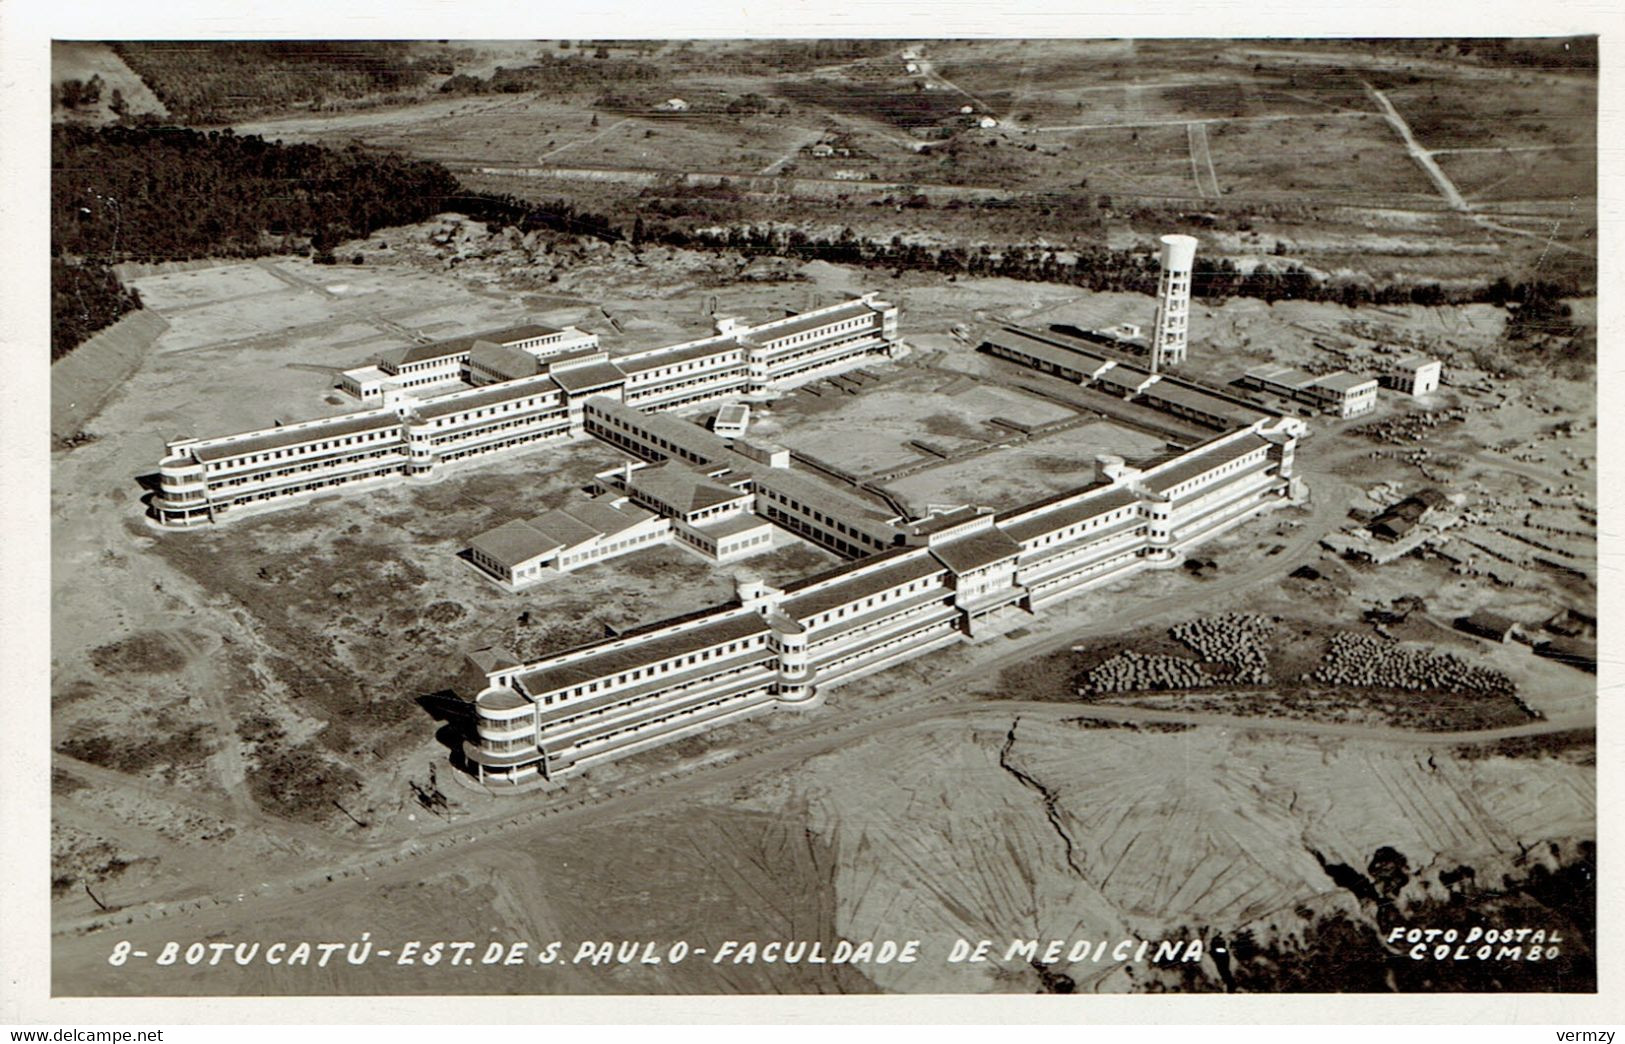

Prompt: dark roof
[
  {"left": 1462, "top": 609, "right": 1520, "bottom": 634},
  {"left": 192, "top": 411, "right": 401, "bottom": 462},
  {"left": 468, "top": 340, "right": 544, "bottom": 380},
  {"left": 1143, "top": 381, "right": 1267, "bottom": 426},
  {"left": 1140, "top": 434, "right": 1270, "bottom": 496},
  {"left": 630, "top": 465, "right": 748, "bottom": 516},
  {"left": 1535, "top": 636, "right": 1596, "bottom": 669},
  {"left": 467, "top": 647, "right": 521, "bottom": 675},
  {"left": 752, "top": 466, "right": 900, "bottom": 526},
  {"left": 998, "top": 486, "right": 1140, "bottom": 543},
  {"left": 747, "top": 299, "right": 874, "bottom": 342},
  {"left": 514, "top": 612, "right": 772, "bottom": 697},
  {"left": 469, "top": 519, "right": 563, "bottom": 569},
  {"left": 591, "top": 398, "right": 731, "bottom": 463},
  {"left": 413, "top": 377, "right": 562, "bottom": 421},
  {"left": 552, "top": 361, "right": 629, "bottom": 393},
  {"left": 379, "top": 323, "right": 562, "bottom": 367},
  {"left": 533, "top": 647, "right": 775, "bottom": 725},
  {"left": 989, "top": 326, "right": 1110, "bottom": 366},
  {"left": 1096, "top": 366, "right": 1155, "bottom": 392},
  {"left": 982, "top": 329, "right": 1105, "bottom": 373},
  {"left": 693, "top": 512, "right": 774, "bottom": 539},
  {"left": 559, "top": 499, "right": 654, "bottom": 536},
  {"left": 475, "top": 686, "right": 528, "bottom": 711},
  {"left": 930, "top": 528, "right": 1023, "bottom": 574},
  {"left": 527, "top": 509, "right": 605, "bottom": 550},
  {"left": 781, "top": 551, "right": 945, "bottom": 621},
  {"left": 1415, "top": 488, "right": 1451, "bottom": 510}
]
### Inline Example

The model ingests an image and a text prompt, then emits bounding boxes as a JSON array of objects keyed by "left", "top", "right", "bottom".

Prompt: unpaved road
[{"left": 1365, "top": 81, "right": 1469, "bottom": 211}]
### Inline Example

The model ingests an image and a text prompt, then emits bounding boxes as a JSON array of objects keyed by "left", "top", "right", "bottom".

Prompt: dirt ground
[
  {"left": 50, "top": 210, "right": 1595, "bottom": 993},
  {"left": 51, "top": 707, "right": 1594, "bottom": 995}
]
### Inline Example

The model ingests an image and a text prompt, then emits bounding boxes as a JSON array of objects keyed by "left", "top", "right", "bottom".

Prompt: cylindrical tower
[{"left": 1151, "top": 234, "right": 1197, "bottom": 371}]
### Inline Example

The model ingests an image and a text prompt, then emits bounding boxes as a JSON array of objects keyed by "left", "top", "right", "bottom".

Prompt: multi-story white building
[
  {"left": 339, "top": 323, "right": 600, "bottom": 402},
  {"left": 467, "top": 499, "right": 671, "bottom": 588},
  {"left": 153, "top": 296, "right": 902, "bottom": 529},
  {"left": 1302, "top": 371, "right": 1379, "bottom": 418},
  {"left": 459, "top": 415, "right": 1308, "bottom": 785},
  {"left": 153, "top": 410, "right": 413, "bottom": 528},
  {"left": 1241, "top": 365, "right": 1378, "bottom": 418},
  {"left": 1383, "top": 355, "right": 1443, "bottom": 398}
]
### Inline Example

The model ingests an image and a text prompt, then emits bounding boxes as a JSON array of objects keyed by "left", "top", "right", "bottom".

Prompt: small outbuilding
[{"left": 1455, "top": 609, "right": 1523, "bottom": 644}]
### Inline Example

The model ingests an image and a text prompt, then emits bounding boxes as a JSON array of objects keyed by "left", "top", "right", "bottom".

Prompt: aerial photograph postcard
[{"left": 45, "top": 36, "right": 1598, "bottom": 998}]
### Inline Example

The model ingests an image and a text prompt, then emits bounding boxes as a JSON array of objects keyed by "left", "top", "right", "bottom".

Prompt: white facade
[
  {"left": 462, "top": 416, "right": 1308, "bottom": 785},
  {"left": 1151, "top": 234, "right": 1198, "bottom": 369},
  {"left": 158, "top": 296, "right": 902, "bottom": 528},
  {"left": 1384, "top": 355, "right": 1442, "bottom": 397}
]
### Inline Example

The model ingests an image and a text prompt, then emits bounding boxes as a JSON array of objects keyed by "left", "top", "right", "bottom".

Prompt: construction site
[{"left": 47, "top": 38, "right": 1596, "bottom": 999}]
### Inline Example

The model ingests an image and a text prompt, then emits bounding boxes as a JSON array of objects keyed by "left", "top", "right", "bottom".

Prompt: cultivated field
[{"left": 213, "top": 38, "right": 1597, "bottom": 291}]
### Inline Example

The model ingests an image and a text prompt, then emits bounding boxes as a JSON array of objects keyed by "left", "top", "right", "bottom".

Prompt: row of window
[
  {"left": 627, "top": 352, "right": 743, "bottom": 384},
  {"left": 560, "top": 685, "right": 772, "bottom": 754},
  {"left": 199, "top": 428, "right": 399, "bottom": 471},
  {"left": 429, "top": 411, "right": 569, "bottom": 446},
  {"left": 219, "top": 462, "right": 405, "bottom": 508},
  {"left": 759, "top": 314, "right": 875, "bottom": 350},
  {"left": 208, "top": 446, "right": 404, "bottom": 488},
  {"left": 630, "top": 366, "right": 748, "bottom": 402},
  {"left": 1161, "top": 450, "right": 1269, "bottom": 500},
  {"left": 537, "top": 661, "right": 771, "bottom": 737},
  {"left": 759, "top": 505, "right": 868, "bottom": 558},
  {"left": 556, "top": 526, "right": 666, "bottom": 570},
  {"left": 756, "top": 486, "right": 884, "bottom": 547},
  {"left": 1028, "top": 548, "right": 1141, "bottom": 595},
  {"left": 809, "top": 597, "right": 952, "bottom": 651},
  {"left": 1024, "top": 506, "right": 1139, "bottom": 549},
  {"left": 533, "top": 634, "right": 771, "bottom": 704},
  {"left": 815, "top": 616, "right": 957, "bottom": 676},
  {"left": 764, "top": 333, "right": 877, "bottom": 371}
]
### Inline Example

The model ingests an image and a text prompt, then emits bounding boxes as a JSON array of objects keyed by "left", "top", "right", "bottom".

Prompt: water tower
[{"left": 1150, "top": 234, "right": 1197, "bottom": 372}]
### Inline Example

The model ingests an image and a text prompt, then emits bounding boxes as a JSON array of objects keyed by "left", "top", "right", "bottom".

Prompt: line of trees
[
  {"left": 51, "top": 124, "right": 465, "bottom": 358},
  {"left": 638, "top": 221, "right": 1590, "bottom": 311},
  {"left": 51, "top": 260, "right": 142, "bottom": 361},
  {"left": 109, "top": 41, "right": 446, "bottom": 123},
  {"left": 49, "top": 122, "right": 1594, "bottom": 362}
]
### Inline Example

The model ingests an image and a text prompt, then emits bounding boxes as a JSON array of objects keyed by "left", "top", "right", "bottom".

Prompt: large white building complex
[
  {"left": 459, "top": 409, "right": 1308, "bottom": 785},
  {"left": 151, "top": 295, "right": 902, "bottom": 529}
]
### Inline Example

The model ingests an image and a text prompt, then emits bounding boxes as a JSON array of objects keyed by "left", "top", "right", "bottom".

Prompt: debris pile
[
  {"left": 1305, "top": 632, "right": 1515, "bottom": 696},
  {"left": 1169, "top": 613, "right": 1276, "bottom": 684},
  {"left": 1081, "top": 652, "right": 1210, "bottom": 695}
]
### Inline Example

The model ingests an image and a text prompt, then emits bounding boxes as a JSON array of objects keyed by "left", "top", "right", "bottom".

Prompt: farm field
[{"left": 203, "top": 39, "right": 1598, "bottom": 294}]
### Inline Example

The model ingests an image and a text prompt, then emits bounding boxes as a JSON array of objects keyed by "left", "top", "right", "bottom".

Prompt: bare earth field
[{"left": 52, "top": 708, "right": 1593, "bottom": 995}]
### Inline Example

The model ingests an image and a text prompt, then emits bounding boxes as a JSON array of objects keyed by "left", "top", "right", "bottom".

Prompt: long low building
[
  {"left": 459, "top": 414, "right": 1308, "bottom": 785},
  {"left": 1241, "top": 364, "right": 1378, "bottom": 418},
  {"left": 152, "top": 295, "right": 902, "bottom": 529},
  {"left": 981, "top": 324, "right": 1268, "bottom": 431}
]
